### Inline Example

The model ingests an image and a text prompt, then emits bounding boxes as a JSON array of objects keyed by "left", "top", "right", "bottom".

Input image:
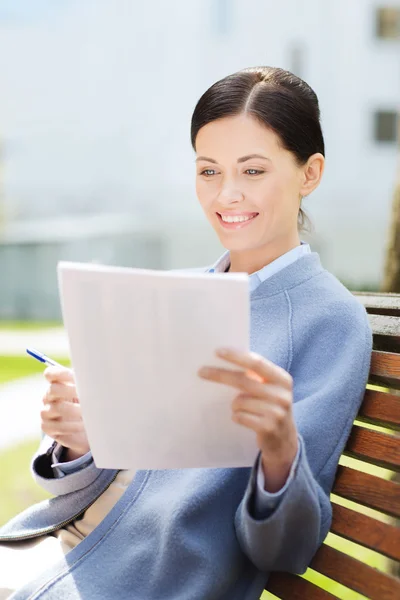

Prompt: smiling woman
[
  {"left": 0, "top": 66, "right": 372, "bottom": 600},
  {"left": 192, "top": 67, "right": 325, "bottom": 275}
]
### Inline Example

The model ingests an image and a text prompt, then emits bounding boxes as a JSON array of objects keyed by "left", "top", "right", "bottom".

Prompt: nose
[{"left": 219, "top": 182, "right": 245, "bottom": 205}]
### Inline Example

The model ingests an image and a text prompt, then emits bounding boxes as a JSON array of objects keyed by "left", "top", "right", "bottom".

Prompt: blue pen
[{"left": 26, "top": 347, "right": 63, "bottom": 368}]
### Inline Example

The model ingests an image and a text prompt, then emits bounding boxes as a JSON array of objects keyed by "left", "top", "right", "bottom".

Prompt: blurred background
[
  {"left": 0, "top": 0, "right": 399, "bottom": 320},
  {"left": 0, "top": 1, "right": 399, "bottom": 598}
]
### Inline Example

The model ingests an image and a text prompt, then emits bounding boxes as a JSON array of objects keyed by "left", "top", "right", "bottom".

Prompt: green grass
[
  {"left": 0, "top": 355, "right": 71, "bottom": 384},
  {"left": 0, "top": 438, "right": 51, "bottom": 526},
  {"left": 0, "top": 354, "right": 71, "bottom": 526},
  {"left": 0, "top": 321, "right": 62, "bottom": 331}
]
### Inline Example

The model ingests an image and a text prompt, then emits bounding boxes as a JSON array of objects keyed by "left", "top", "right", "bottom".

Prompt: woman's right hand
[{"left": 40, "top": 366, "right": 91, "bottom": 461}]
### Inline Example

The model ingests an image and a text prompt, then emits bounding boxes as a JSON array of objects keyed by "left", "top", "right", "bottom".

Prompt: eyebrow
[{"left": 195, "top": 153, "right": 271, "bottom": 164}]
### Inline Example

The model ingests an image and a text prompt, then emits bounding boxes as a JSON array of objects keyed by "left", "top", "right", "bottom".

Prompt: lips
[
  {"left": 217, "top": 211, "right": 259, "bottom": 218},
  {"left": 216, "top": 212, "right": 259, "bottom": 230}
]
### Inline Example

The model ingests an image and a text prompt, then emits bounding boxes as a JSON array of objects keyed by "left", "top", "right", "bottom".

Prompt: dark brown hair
[{"left": 190, "top": 66, "right": 325, "bottom": 233}]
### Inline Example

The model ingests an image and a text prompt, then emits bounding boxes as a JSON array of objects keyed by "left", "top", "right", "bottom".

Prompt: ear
[{"left": 299, "top": 153, "right": 325, "bottom": 197}]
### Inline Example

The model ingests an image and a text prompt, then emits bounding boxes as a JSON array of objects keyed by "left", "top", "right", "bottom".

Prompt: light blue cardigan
[{"left": 0, "top": 251, "right": 373, "bottom": 600}]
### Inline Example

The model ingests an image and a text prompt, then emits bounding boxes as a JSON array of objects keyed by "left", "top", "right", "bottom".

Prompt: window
[
  {"left": 376, "top": 7, "right": 400, "bottom": 39},
  {"left": 374, "top": 110, "right": 398, "bottom": 142}
]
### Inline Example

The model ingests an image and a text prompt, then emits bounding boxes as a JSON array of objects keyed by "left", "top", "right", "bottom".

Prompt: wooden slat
[
  {"left": 343, "top": 424, "right": 400, "bottom": 471},
  {"left": 310, "top": 544, "right": 400, "bottom": 600},
  {"left": 330, "top": 503, "right": 400, "bottom": 561},
  {"left": 369, "top": 350, "right": 400, "bottom": 389},
  {"left": 353, "top": 293, "right": 400, "bottom": 317},
  {"left": 358, "top": 389, "right": 400, "bottom": 430},
  {"left": 369, "top": 315, "right": 400, "bottom": 337},
  {"left": 370, "top": 317, "right": 400, "bottom": 354},
  {"left": 333, "top": 466, "right": 400, "bottom": 518},
  {"left": 369, "top": 315, "right": 400, "bottom": 352},
  {"left": 265, "top": 572, "right": 338, "bottom": 599}
]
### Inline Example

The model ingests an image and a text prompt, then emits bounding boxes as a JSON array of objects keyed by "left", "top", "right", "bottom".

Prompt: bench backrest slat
[
  {"left": 343, "top": 424, "right": 400, "bottom": 471},
  {"left": 368, "top": 314, "right": 400, "bottom": 337},
  {"left": 355, "top": 293, "right": 400, "bottom": 316},
  {"left": 357, "top": 389, "right": 400, "bottom": 430},
  {"left": 266, "top": 572, "right": 338, "bottom": 599},
  {"left": 333, "top": 465, "right": 400, "bottom": 518},
  {"left": 330, "top": 503, "right": 400, "bottom": 562},
  {"left": 310, "top": 544, "right": 400, "bottom": 600},
  {"left": 369, "top": 350, "right": 400, "bottom": 389}
]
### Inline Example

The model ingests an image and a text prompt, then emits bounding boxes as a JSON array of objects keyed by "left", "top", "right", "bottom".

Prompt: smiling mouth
[{"left": 216, "top": 212, "right": 259, "bottom": 228}]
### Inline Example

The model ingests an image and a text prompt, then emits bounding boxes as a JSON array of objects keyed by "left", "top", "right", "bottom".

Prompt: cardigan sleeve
[
  {"left": 252, "top": 441, "right": 302, "bottom": 516},
  {"left": 234, "top": 297, "right": 373, "bottom": 574},
  {"left": 30, "top": 434, "right": 104, "bottom": 496}
]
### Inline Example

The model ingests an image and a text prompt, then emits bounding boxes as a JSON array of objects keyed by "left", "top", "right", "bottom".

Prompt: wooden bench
[{"left": 264, "top": 292, "right": 400, "bottom": 600}]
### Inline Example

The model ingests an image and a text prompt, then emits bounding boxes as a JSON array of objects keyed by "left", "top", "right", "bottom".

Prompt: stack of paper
[{"left": 58, "top": 262, "right": 258, "bottom": 470}]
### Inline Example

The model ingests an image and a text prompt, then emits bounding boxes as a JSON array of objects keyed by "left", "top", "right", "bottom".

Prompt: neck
[{"left": 228, "top": 233, "right": 301, "bottom": 274}]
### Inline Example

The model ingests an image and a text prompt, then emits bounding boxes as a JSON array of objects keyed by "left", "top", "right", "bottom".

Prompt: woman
[{"left": 0, "top": 66, "right": 372, "bottom": 600}]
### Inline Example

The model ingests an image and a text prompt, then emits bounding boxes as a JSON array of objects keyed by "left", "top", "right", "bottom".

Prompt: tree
[
  {"left": 380, "top": 118, "right": 400, "bottom": 580},
  {"left": 381, "top": 120, "right": 400, "bottom": 293},
  {"left": 0, "top": 141, "right": 4, "bottom": 236},
  {"left": 381, "top": 178, "right": 400, "bottom": 293}
]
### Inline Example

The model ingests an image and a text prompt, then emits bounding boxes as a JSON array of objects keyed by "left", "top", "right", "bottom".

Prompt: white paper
[{"left": 57, "top": 261, "right": 258, "bottom": 470}]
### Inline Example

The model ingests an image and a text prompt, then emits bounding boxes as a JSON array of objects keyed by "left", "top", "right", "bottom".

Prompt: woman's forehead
[{"left": 195, "top": 115, "right": 282, "bottom": 159}]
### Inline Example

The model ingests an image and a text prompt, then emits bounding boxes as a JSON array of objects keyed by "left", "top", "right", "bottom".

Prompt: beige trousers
[{"left": 0, "top": 469, "right": 134, "bottom": 598}]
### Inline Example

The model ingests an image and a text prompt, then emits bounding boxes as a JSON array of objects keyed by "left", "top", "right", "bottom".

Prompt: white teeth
[{"left": 220, "top": 214, "right": 254, "bottom": 223}]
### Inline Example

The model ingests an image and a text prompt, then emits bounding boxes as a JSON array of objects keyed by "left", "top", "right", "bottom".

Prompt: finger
[
  {"left": 41, "top": 419, "right": 84, "bottom": 437},
  {"left": 232, "top": 389, "right": 292, "bottom": 413},
  {"left": 232, "top": 394, "right": 264, "bottom": 416},
  {"left": 232, "top": 411, "right": 264, "bottom": 432},
  {"left": 199, "top": 366, "right": 284, "bottom": 398},
  {"left": 231, "top": 394, "right": 284, "bottom": 417},
  {"left": 215, "top": 348, "right": 293, "bottom": 388},
  {"left": 43, "top": 382, "right": 77, "bottom": 404},
  {"left": 44, "top": 366, "right": 74, "bottom": 384},
  {"left": 41, "top": 400, "right": 82, "bottom": 422},
  {"left": 199, "top": 366, "right": 263, "bottom": 394},
  {"left": 233, "top": 402, "right": 288, "bottom": 431},
  {"left": 41, "top": 402, "right": 61, "bottom": 421}
]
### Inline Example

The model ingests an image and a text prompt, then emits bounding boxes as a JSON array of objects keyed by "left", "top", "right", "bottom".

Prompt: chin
[{"left": 216, "top": 234, "right": 258, "bottom": 253}]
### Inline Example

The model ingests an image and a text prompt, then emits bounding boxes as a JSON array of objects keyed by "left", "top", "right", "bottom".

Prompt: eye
[
  {"left": 245, "top": 169, "right": 265, "bottom": 176},
  {"left": 199, "top": 169, "right": 217, "bottom": 177}
]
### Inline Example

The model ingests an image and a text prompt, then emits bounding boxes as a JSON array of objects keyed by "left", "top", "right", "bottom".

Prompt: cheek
[
  {"left": 256, "top": 174, "right": 295, "bottom": 213},
  {"left": 196, "top": 179, "right": 215, "bottom": 210},
  {"left": 195, "top": 179, "right": 202, "bottom": 199},
  {"left": 252, "top": 177, "right": 283, "bottom": 212}
]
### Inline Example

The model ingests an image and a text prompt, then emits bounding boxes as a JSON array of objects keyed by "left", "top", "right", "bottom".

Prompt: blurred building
[
  {"left": 0, "top": 214, "right": 166, "bottom": 319},
  {"left": 0, "top": 0, "right": 399, "bottom": 318}
]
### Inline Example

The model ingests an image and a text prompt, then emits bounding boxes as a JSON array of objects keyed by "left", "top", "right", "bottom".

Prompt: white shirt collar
[{"left": 208, "top": 241, "right": 311, "bottom": 293}]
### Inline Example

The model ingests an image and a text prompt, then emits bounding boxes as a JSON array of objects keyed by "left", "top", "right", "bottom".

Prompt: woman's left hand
[{"left": 198, "top": 348, "right": 299, "bottom": 492}]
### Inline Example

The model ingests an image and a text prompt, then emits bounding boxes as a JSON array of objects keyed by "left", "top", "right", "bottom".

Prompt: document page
[{"left": 58, "top": 262, "right": 259, "bottom": 470}]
